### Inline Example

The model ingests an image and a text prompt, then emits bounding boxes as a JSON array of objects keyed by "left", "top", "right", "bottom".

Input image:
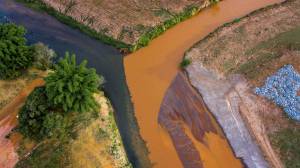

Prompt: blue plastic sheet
[{"left": 255, "top": 65, "right": 300, "bottom": 121}]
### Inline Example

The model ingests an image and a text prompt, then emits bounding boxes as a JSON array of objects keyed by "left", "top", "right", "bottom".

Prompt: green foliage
[
  {"left": 180, "top": 58, "right": 191, "bottom": 68},
  {"left": 131, "top": 5, "right": 200, "bottom": 51},
  {"left": 0, "top": 23, "right": 33, "bottom": 79},
  {"left": 32, "top": 42, "right": 56, "bottom": 70},
  {"left": 18, "top": 87, "right": 69, "bottom": 140},
  {"left": 271, "top": 128, "right": 300, "bottom": 168},
  {"left": 45, "top": 52, "right": 102, "bottom": 113}
]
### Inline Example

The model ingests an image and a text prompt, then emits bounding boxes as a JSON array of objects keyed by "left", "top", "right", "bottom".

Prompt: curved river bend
[
  {"left": 0, "top": 0, "right": 284, "bottom": 167},
  {"left": 125, "top": 0, "right": 283, "bottom": 167}
]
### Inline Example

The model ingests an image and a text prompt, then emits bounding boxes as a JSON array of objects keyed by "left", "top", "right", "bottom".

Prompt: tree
[
  {"left": 18, "top": 87, "right": 69, "bottom": 140},
  {"left": 32, "top": 42, "right": 56, "bottom": 70},
  {"left": 45, "top": 52, "right": 103, "bottom": 113},
  {"left": 0, "top": 23, "right": 33, "bottom": 79}
]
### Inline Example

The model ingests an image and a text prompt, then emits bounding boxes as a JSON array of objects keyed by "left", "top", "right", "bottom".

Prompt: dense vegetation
[
  {"left": 45, "top": 52, "right": 102, "bottom": 112},
  {"left": 0, "top": 23, "right": 32, "bottom": 79},
  {"left": 18, "top": 53, "right": 102, "bottom": 140},
  {"left": 18, "top": 87, "right": 69, "bottom": 140}
]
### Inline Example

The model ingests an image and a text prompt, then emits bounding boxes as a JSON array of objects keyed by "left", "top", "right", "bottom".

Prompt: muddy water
[{"left": 124, "top": 0, "right": 284, "bottom": 167}]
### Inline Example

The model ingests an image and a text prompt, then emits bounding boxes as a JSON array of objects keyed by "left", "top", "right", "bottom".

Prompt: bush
[
  {"left": 0, "top": 23, "right": 33, "bottom": 79},
  {"left": 45, "top": 52, "right": 103, "bottom": 113},
  {"left": 180, "top": 58, "right": 191, "bottom": 68},
  {"left": 32, "top": 42, "right": 56, "bottom": 70},
  {"left": 18, "top": 87, "right": 50, "bottom": 140}
]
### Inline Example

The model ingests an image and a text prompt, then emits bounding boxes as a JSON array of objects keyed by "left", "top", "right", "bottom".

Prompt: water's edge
[{"left": 0, "top": 0, "right": 151, "bottom": 167}]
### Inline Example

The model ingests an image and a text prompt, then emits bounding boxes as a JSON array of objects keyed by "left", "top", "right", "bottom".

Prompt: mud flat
[
  {"left": 185, "top": 0, "right": 300, "bottom": 167},
  {"left": 159, "top": 72, "right": 242, "bottom": 168},
  {"left": 186, "top": 64, "right": 276, "bottom": 167},
  {"left": 125, "top": 0, "right": 283, "bottom": 167}
]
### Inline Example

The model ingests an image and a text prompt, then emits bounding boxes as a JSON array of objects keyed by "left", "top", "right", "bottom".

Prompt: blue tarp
[{"left": 255, "top": 65, "right": 300, "bottom": 121}]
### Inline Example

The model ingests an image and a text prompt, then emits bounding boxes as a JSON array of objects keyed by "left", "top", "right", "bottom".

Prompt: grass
[
  {"left": 271, "top": 127, "right": 300, "bottom": 168},
  {"left": 16, "top": 0, "right": 132, "bottom": 51},
  {"left": 16, "top": 140, "right": 71, "bottom": 168},
  {"left": 234, "top": 26, "right": 300, "bottom": 79}
]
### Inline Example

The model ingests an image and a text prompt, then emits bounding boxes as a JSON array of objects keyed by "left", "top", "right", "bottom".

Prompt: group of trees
[
  {"left": 0, "top": 23, "right": 32, "bottom": 79},
  {"left": 19, "top": 53, "right": 103, "bottom": 140},
  {"left": 0, "top": 23, "right": 103, "bottom": 140},
  {"left": 0, "top": 23, "right": 55, "bottom": 79}
]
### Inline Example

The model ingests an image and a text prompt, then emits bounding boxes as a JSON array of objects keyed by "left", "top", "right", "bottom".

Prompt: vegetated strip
[
  {"left": 131, "top": 0, "right": 218, "bottom": 52},
  {"left": 184, "top": 0, "right": 289, "bottom": 55},
  {"left": 16, "top": 0, "right": 218, "bottom": 52},
  {"left": 16, "top": 0, "right": 132, "bottom": 51}
]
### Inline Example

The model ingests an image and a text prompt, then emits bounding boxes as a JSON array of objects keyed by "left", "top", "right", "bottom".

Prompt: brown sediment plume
[
  {"left": 158, "top": 72, "right": 243, "bottom": 168},
  {"left": 0, "top": 79, "right": 44, "bottom": 168},
  {"left": 124, "top": 0, "right": 283, "bottom": 167}
]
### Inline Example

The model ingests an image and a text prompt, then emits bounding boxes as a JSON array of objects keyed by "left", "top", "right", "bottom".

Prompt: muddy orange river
[{"left": 124, "top": 0, "right": 283, "bottom": 167}]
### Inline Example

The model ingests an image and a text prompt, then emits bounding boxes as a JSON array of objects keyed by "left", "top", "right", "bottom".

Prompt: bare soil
[
  {"left": 42, "top": 0, "right": 209, "bottom": 44},
  {"left": 186, "top": 0, "right": 300, "bottom": 167},
  {"left": 0, "top": 69, "right": 46, "bottom": 111},
  {"left": 158, "top": 72, "right": 242, "bottom": 168},
  {"left": 187, "top": 0, "right": 300, "bottom": 85}
]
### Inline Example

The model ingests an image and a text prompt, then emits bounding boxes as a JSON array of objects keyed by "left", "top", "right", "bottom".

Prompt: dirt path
[{"left": 0, "top": 79, "right": 44, "bottom": 168}]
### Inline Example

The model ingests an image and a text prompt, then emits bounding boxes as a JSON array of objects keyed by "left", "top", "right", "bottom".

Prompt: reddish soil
[
  {"left": 0, "top": 79, "right": 44, "bottom": 168},
  {"left": 158, "top": 72, "right": 243, "bottom": 168}
]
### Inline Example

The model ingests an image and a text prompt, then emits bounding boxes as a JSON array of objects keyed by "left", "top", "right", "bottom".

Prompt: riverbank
[
  {"left": 158, "top": 72, "right": 243, "bottom": 168},
  {"left": 0, "top": 74, "right": 131, "bottom": 168},
  {"left": 16, "top": 0, "right": 215, "bottom": 51},
  {"left": 0, "top": 1, "right": 150, "bottom": 167},
  {"left": 185, "top": 0, "right": 300, "bottom": 167}
]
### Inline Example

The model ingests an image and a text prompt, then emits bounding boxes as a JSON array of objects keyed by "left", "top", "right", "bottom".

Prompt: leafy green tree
[
  {"left": 32, "top": 42, "right": 56, "bottom": 70},
  {"left": 0, "top": 23, "right": 33, "bottom": 79},
  {"left": 45, "top": 52, "right": 103, "bottom": 113},
  {"left": 18, "top": 87, "right": 70, "bottom": 140}
]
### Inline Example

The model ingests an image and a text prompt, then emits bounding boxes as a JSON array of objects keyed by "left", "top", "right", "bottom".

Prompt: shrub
[
  {"left": 180, "top": 58, "right": 191, "bottom": 69},
  {"left": 32, "top": 42, "right": 56, "bottom": 70},
  {"left": 18, "top": 87, "right": 68, "bottom": 140},
  {"left": 45, "top": 52, "right": 103, "bottom": 113},
  {"left": 0, "top": 23, "right": 33, "bottom": 79}
]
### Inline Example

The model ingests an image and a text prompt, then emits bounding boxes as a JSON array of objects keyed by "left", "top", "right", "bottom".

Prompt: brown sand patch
[{"left": 158, "top": 72, "right": 242, "bottom": 168}]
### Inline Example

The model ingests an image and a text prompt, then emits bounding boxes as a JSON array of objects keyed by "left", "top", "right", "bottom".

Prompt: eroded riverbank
[{"left": 125, "top": 0, "right": 284, "bottom": 167}]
